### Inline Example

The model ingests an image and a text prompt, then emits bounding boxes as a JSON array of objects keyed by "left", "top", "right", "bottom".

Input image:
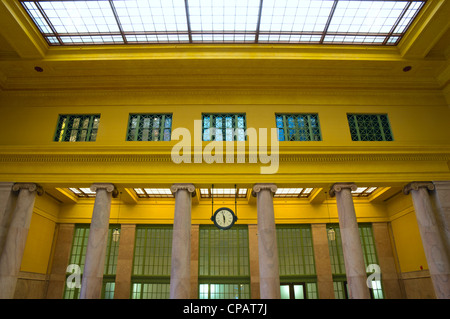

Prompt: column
[
  {"left": 114, "top": 224, "right": 135, "bottom": 299},
  {"left": 169, "top": 183, "right": 195, "bottom": 299},
  {"left": 252, "top": 183, "right": 280, "bottom": 299},
  {"left": 403, "top": 182, "right": 450, "bottom": 299},
  {"left": 311, "top": 224, "right": 335, "bottom": 299},
  {"left": 80, "top": 183, "right": 116, "bottom": 299},
  {"left": 0, "top": 183, "right": 43, "bottom": 299},
  {"left": 431, "top": 181, "right": 450, "bottom": 251},
  {"left": 330, "top": 183, "right": 370, "bottom": 299},
  {"left": 0, "top": 182, "right": 16, "bottom": 257}
]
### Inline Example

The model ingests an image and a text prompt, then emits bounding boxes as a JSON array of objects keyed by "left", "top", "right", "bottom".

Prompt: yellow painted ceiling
[{"left": 0, "top": 0, "right": 449, "bottom": 92}]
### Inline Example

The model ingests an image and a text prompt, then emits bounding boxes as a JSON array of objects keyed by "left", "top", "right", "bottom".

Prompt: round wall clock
[{"left": 211, "top": 207, "right": 237, "bottom": 230}]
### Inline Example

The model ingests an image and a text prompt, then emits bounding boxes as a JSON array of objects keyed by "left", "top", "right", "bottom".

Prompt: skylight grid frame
[{"left": 20, "top": 0, "right": 427, "bottom": 46}]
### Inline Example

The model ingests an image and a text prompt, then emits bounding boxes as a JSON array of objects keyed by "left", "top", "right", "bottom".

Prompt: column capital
[
  {"left": 329, "top": 183, "right": 357, "bottom": 197},
  {"left": 403, "top": 181, "right": 435, "bottom": 195},
  {"left": 90, "top": 183, "right": 118, "bottom": 198},
  {"left": 170, "top": 183, "right": 196, "bottom": 197},
  {"left": 12, "top": 183, "right": 44, "bottom": 196},
  {"left": 251, "top": 183, "right": 277, "bottom": 197}
]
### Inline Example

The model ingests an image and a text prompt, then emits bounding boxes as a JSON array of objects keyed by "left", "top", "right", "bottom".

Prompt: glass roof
[{"left": 20, "top": 0, "right": 426, "bottom": 46}]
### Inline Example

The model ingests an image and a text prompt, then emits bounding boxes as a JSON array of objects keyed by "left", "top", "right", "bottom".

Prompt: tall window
[
  {"left": 327, "top": 223, "right": 384, "bottom": 299},
  {"left": 64, "top": 224, "right": 120, "bottom": 299},
  {"left": 54, "top": 114, "right": 100, "bottom": 142},
  {"left": 131, "top": 225, "right": 172, "bottom": 299},
  {"left": 202, "top": 113, "right": 246, "bottom": 141},
  {"left": 276, "top": 114, "right": 321, "bottom": 141},
  {"left": 347, "top": 113, "right": 393, "bottom": 141},
  {"left": 277, "top": 225, "right": 318, "bottom": 299},
  {"left": 126, "top": 114, "right": 172, "bottom": 141},
  {"left": 198, "top": 226, "right": 250, "bottom": 299}
]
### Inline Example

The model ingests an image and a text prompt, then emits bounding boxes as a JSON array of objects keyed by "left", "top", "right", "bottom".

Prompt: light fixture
[
  {"left": 325, "top": 191, "right": 336, "bottom": 241},
  {"left": 112, "top": 191, "right": 122, "bottom": 242}
]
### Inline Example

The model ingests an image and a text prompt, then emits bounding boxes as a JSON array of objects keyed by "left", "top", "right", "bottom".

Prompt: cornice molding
[{"left": 0, "top": 150, "right": 449, "bottom": 164}]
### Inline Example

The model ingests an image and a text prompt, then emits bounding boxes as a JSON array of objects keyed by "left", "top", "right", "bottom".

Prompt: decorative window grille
[
  {"left": 131, "top": 225, "right": 172, "bottom": 299},
  {"left": 276, "top": 114, "right": 321, "bottom": 141},
  {"left": 202, "top": 114, "right": 246, "bottom": 141},
  {"left": 64, "top": 225, "right": 120, "bottom": 299},
  {"left": 277, "top": 225, "right": 318, "bottom": 299},
  {"left": 327, "top": 223, "right": 384, "bottom": 299},
  {"left": 54, "top": 114, "right": 100, "bottom": 142},
  {"left": 347, "top": 113, "right": 393, "bottom": 141},
  {"left": 126, "top": 114, "right": 172, "bottom": 141},
  {"left": 198, "top": 226, "right": 250, "bottom": 299}
]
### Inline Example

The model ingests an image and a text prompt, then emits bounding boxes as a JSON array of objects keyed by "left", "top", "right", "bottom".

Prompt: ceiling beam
[
  {"left": 399, "top": 0, "right": 450, "bottom": 58},
  {"left": 0, "top": 0, "right": 47, "bottom": 59}
]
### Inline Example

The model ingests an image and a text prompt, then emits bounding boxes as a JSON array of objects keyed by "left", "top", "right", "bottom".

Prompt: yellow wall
[{"left": 387, "top": 193, "right": 428, "bottom": 273}]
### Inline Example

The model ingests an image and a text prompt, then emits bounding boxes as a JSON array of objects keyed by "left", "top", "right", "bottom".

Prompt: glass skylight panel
[
  {"left": 134, "top": 188, "right": 174, "bottom": 198},
  {"left": 200, "top": 188, "right": 248, "bottom": 198},
  {"left": 68, "top": 187, "right": 97, "bottom": 198},
  {"left": 351, "top": 187, "right": 378, "bottom": 197},
  {"left": 20, "top": 0, "right": 426, "bottom": 46},
  {"left": 274, "top": 188, "right": 314, "bottom": 198}
]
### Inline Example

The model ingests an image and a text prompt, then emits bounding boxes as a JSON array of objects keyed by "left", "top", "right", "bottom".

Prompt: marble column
[
  {"left": 403, "top": 182, "right": 450, "bottom": 299},
  {"left": 0, "top": 182, "right": 16, "bottom": 257},
  {"left": 431, "top": 181, "right": 450, "bottom": 252},
  {"left": 252, "top": 183, "right": 280, "bottom": 299},
  {"left": 80, "top": 183, "right": 117, "bottom": 299},
  {"left": 0, "top": 183, "right": 43, "bottom": 299},
  {"left": 330, "top": 183, "right": 370, "bottom": 299},
  {"left": 169, "top": 183, "right": 195, "bottom": 299}
]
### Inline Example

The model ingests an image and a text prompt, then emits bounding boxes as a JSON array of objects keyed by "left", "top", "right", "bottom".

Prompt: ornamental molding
[
  {"left": 0, "top": 152, "right": 449, "bottom": 164},
  {"left": 12, "top": 183, "right": 44, "bottom": 196},
  {"left": 403, "top": 181, "right": 435, "bottom": 195},
  {"left": 329, "top": 183, "right": 358, "bottom": 197},
  {"left": 170, "top": 183, "right": 196, "bottom": 197},
  {"left": 252, "top": 183, "right": 277, "bottom": 197}
]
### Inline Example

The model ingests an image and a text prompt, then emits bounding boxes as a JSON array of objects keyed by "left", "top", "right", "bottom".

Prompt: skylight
[
  {"left": 20, "top": 0, "right": 426, "bottom": 46},
  {"left": 134, "top": 188, "right": 174, "bottom": 198},
  {"left": 200, "top": 188, "right": 248, "bottom": 198},
  {"left": 351, "top": 186, "right": 378, "bottom": 197},
  {"left": 68, "top": 187, "right": 97, "bottom": 198},
  {"left": 274, "top": 187, "right": 314, "bottom": 198}
]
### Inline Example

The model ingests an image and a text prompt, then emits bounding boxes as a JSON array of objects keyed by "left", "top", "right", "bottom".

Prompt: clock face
[{"left": 211, "top": 207, "right": 237, "bottom": 230}]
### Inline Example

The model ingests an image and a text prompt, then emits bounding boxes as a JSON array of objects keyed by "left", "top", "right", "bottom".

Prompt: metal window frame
[
  {"left": 276, "top": 113, "right": 322, "bottom": 142},
  {"left": 20, "top": 0, "right": 426, "bottom": 46},
  {"left": 201, "top": 113, "right": 246, "bottom": 142},
  {"left": 126, "top": 113, "right": 172, "bottom": 142},
  {"left": 347, "top": 113, "right": 393, "bottom": 141},
  {"left": 198, "top": 225, "right": 250, "bottom": 299},
  {"left": 54, "top": 114, "right": 100, "bottom": 142}
]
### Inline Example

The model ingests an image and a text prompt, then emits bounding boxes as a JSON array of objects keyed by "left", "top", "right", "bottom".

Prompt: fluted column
[
  {"left": 330, "top": 183, "right": 370, "bottom": 299},
  {"left": 252, "top": 183, "right": 280, "bottom": 299},
  {"left": 403, "top": 182, "right": 450, "bottom": 299},
  {"left": 170, "top": 183, "right": 195, "bottom": 299},
  {"left": 0, "top": 183, "right": 43, "bottom": 299},
  {"left": 80, "top": 183, "right": 117, "bottom": 299}
]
